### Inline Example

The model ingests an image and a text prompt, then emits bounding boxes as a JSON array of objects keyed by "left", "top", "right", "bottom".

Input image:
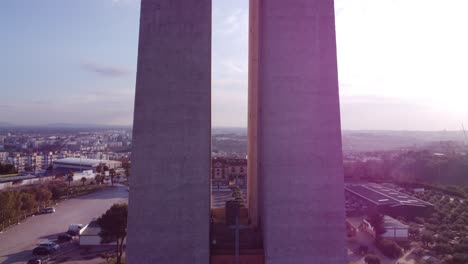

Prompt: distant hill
[
  {"left": 342, "top": 130, "right": 466, "bottom": 153},
  {"left": 43, "top": 123, "right": 131, "bottom": 129},
  {"left": 0, "top": 122, "right": 16, "bottom": 127},
  {"left": 0, "top": 122, "right": 131, "bottom": 129},
  {"left": 211, "top": 128, "right": 466, "bottom": 153},
  {"left": 212, "top": 127, "right": 247, "bottom": 136}
]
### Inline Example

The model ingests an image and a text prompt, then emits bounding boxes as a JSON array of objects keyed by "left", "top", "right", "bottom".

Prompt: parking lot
[{"left": 0, "top": 185, "right": 128, "bottom": 264}]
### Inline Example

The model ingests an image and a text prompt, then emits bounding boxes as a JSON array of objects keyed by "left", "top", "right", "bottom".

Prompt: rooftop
[
  {"left": 383, "top": 215, "right": 408, "bottom": 229},
  {"left": 53, "top": 158, "right": 121, "bottom": 166},
  {"left": 54, "top": 158, "right": 102, "bottom": 166},
  {"left": 346, "top": 183, "right": 433, "bottom": 207},
  {"left": 80, "top": 220, "right": 101, "bottom": 236}
]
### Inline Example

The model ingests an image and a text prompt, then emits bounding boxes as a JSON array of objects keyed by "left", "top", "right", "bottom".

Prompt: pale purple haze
[{"left": 1, "top": 0, "right": 467, "bottom": 130}]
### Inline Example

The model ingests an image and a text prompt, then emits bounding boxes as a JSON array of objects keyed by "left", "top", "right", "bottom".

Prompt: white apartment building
[{"left": 0, "top": 152, "right": 9, "bottom": 162}]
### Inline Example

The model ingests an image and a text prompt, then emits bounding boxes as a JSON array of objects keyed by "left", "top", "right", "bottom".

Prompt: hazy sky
[{"left": 1, "top": 0, "right": 467, "bottom": 130}]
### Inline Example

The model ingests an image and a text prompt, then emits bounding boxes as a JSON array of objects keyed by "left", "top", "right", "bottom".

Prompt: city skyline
[{"left": 2, "top": 0, "right": 468, "bottom": 130}]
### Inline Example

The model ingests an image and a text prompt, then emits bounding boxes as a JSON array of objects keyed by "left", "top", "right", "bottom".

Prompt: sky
[{"left": 1, "top": 0, "right": 468, "bottom": 130}]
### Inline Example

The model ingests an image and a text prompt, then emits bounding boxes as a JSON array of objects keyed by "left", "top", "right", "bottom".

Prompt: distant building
[
  {"left": 107, "top": 142, "right": 123, "bottom": 148},
  {"left": 362, "top": 215, "right": 409, "bottom": 241},
  {"left": 53, "top": 157, "right": 122, "bottom": 172},
  {"left": 0, "top": 152, "right": 8, "bottom": 162},
  {"left": 86, "top": 152, "right": 109, "bottom": 160},
  {"left": 43, "top": 152, "right": 58, "bottom": 168},
  {"left": 7, "top": 154, "right": 27, "bottom": 173},
  {"left": 26, "top": 153, "right": 44, "bottom": 172},
  {"left": 211, "top": 157, "right": 247, "bottom": 188},
  {"left": 345, "top": 183, "right": 434, "bottom": 218}
]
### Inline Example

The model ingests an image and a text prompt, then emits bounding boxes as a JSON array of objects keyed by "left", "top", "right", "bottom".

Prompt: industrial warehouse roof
[
  {"left": 345, "top": 183, "right": 433, "bottom": 207},
  {"left": 53, "top": 158, "right": 121, "bottom": 167},
  {"left": 54, "top": 158, "right": 102, "bottom": 166}
]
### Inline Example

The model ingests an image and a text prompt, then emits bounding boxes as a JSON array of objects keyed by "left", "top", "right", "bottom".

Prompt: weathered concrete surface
[
  {"left": 126, "top": 1, "right": 211, "bottom": 263},
  {"left": 252, "top": 0, "right": 347, "bottom": 263},
  {"left": 247, "top": 0, "right": 260, "bottom": 229}
]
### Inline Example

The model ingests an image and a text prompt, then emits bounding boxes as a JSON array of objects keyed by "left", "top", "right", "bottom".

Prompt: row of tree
[
  {"left": 344, "top": 149, "right": 468, "bottom": 186},
  {"left": 366, "top": 212, "right": 403, "bottom": 259},
  {"left": 98, "top": 203, "right": 128, "bottom": 264},
  {"left": 0, "top": 185, "right": 55, "bottom": 228},
  {"left": 96, "top": 163, "right": 120, "bottom": 186},
  {"left": 400, "top": 187, "right": 468, "bottom": 263}
]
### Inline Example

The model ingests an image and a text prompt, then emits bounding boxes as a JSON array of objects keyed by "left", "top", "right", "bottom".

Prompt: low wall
[
  {"left": 211, "top": 255, "right": 264, "bottom": 264},
  {"left": 0, "top": 175, "right": 56, "bottom": 190}
]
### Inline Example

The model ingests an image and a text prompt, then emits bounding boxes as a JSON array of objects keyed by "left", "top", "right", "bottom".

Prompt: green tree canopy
[
  {"left": 97, "top": 203, "right": 128, "bottom": 264},
  {"left": 367, "top": 212, "right": 386, "bottom": 241},
  {"left": 364, "top": 254, "right": 381, "bottom": 264},
  {"left": 0, "top": 163, "right": 17, "bottom": 175}
]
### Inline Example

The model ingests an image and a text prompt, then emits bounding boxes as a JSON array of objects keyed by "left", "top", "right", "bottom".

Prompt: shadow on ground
[
  {"left": 74, "top": 186, "right": 128, "bottom": 201},
  {"left": 1, "top": 249, "right": 43, "bottom": 264}
]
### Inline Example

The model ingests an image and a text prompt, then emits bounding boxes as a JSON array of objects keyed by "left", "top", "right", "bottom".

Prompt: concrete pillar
[
  {"left": 247, "top": 0, "right": 260, "bottom": 229},
  {"left": 251, "top": 0, "right": 347, "bottom": 263},
  {"left": 126, "top": 1, "right": 211, "bottom": 263}
]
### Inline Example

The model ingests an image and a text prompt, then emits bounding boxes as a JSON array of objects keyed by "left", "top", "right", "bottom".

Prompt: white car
[
  {"left": 39, "top": 207, "right": 55, "bottom": 214},
  {"left": 38, "top": 241, "right": 59, "bottom": 252},
  {"left": 67, "top": 224, "right": 83, "bottom": 235}
]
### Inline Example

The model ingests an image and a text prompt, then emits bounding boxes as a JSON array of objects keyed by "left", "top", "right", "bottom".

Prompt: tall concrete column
[
  {"left": 247, "top": 0, "right": 260, "bottom": 229},
  {"left": 251, "top": 0, "right": 347, "bottom": 263},
  {"left": 126, "top": 1, "right": 211, "bottom": 263}
]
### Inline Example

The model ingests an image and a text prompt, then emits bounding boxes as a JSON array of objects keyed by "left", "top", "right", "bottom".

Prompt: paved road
[{"left": 0, "top": 185, "right": 128, "bottom": 264}]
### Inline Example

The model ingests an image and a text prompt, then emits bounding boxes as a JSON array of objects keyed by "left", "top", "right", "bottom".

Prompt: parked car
[
  {"left": 32, "top": 247, "right": 51, "bottom": 256},
  {"left": 38, "top": 207, "right": 55, "bottom": 214},
  {"left": 67, "top": 224, "right": 83, "bottom": 235},
  {"left": 57, "top": 233, "right": 73, "bottom": 242},
  {"left": 38, "top": 241, "right": 59, "bottom": 252},
  {"left": 27, "top": 258, "right": 43, "bottom": 264}
]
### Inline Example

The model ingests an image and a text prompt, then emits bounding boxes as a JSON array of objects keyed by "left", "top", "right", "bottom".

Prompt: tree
[
  {"left": 0, "top": 163, "right": 17, "bottom": 175},
  {"left": 34, "top": 187, "right": 52, "bottom": 208},
  {"left": 66, "top": 174, "right": 74, "bottom": 188},
  {"left": 364, "top": 254, "right": 381, "bottom": 264},
  {"left": 94, "top": 173, "right": 102, "bottom": 184},
  {"left": 452, "top": 253, "right": 468, "bottom": 264},
  {"left": 122, "top": 161, "right": 130, "bottom": 179},
  {"left": 20, "top": 192, "right": 37, "bottom": 214},
  {"left": 81, "top": 177, "right": 87, "bottom": 186},
  {"left": 96, "top": 163, "right": 104, "bottom": 174},
  {"left": 376, "top": 239, "right": 402, "bottom": 259},
  {"left": 0, "top": 191, "right": 21, "bottom": 225},
  {"left": 434, "top": 243, "right": 452, "bottom": 255},
  {"left": 421, "top": 231, "right": 434, "bottom": 247},
  {"left": 367, "top": 212, "right": 386, "bottom": 242},
  {"left": 97, "top": 203, "right": 128, "bottom": 264},
  {"left": 454, "top": 244, "right": 468, "bottom": 254},
  {"left": 109, "top": 169, "right": 116, "bottom": 186},
  {"left": 409, "top": 225, "right": 420, "bottom": 238},
  {"left": 66, "top": 172, "right": 74, "bottom": 198},
  {"left": 49, "top": 184, "right": 66, "bottom": 200}
]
